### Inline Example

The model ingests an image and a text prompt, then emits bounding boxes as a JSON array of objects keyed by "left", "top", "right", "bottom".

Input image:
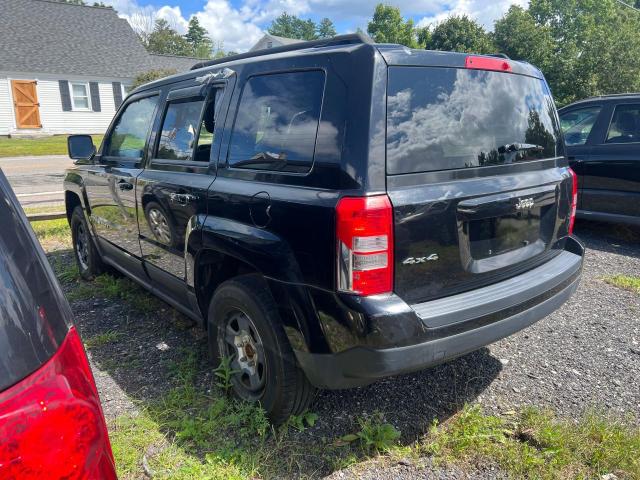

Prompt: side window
[
  {"left": 559, "top": 106, "right": 601, "bottom": 146},
  {"left": 606, "top": 104, "right": 640, "bottom": 144},
  {"left": 106, "top": 96, "right": 158, "bottom": 158},
  {"left": 194, "top": 90, "right": 221, "bottom": 162},
  {"left": 228, "top": 71, "right": 325, "bottom": 174},
  {"left": 156, "top": 98, "right": 205, "bottom": 161}
]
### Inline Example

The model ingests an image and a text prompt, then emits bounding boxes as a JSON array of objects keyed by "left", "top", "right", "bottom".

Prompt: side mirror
[{"left": 67, "top": 135, "right": 96, "bottom": 163}]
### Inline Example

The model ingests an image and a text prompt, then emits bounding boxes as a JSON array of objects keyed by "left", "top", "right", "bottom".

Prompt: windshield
[{"left": 386, "top": 66, "right": 563, "bottom": 174}]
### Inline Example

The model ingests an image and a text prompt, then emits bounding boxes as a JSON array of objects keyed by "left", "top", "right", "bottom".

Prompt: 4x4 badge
[{"left": 402, "top": 254, "right": 439, "bottom": 265}]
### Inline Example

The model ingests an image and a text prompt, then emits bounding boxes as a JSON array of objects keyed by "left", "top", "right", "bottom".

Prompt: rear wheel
[
  {"left": 208, "top": 274, "right": 316, "bottom": 424},
  {"left": 70, "top": 206, "right": 103, "bottom": 280}
]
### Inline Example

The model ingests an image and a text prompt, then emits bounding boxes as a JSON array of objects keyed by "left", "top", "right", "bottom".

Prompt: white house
[{"left": 0, "top": 0, "right": 199, "bottom": 136}]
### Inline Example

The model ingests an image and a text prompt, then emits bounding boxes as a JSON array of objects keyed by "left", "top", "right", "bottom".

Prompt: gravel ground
[{"left": 56, "top": 220, "right": 639, "bottom": 479}]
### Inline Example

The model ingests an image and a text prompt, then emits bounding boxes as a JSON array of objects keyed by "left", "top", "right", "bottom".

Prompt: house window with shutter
[{"left": 69, "top": 82, "right": 91, "bottom": 110}]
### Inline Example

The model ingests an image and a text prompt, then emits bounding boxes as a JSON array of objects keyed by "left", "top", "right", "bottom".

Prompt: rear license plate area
[{"left": 468, "top": 206, "right": 548, "bottom": 260}]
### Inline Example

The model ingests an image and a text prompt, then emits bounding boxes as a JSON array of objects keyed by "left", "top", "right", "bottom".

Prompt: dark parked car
[
  {"left": 64, "top": 34, "right": 584, "bottom": 424},
  {"left": 559, "top": 94, "right": 640, "bottom": 226},
  {"left": 0, "top": 171, "right": 116, "bottom": 479}
]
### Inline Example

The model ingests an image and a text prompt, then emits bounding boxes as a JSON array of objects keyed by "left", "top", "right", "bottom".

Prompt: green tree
[
  {"left": 131, "top": 69, "right": 177, "bottom": 89},
  {"left": 317, "top": 18, "right": 337, "bottom": 38},
  {"left": 493, "top": 5, "right": 554, "bottom": 74},
  {"left": 429, "top": 15, "right": 494, "bottom": 53},
  {"left": 416, "top": 27, "right": 431, "bottom": 48},
  {"left": 524, "top": 0, "right": 640, "bottom": 106},
  {"left": 367, "top": 4, "right": 419, "bottom": 48},
  {"left": 185, "top": 17, "right": 213, "bottom": 58},
  {"left": 147, "top": 18, "right": 193, "bottom": 56},
  {"left": 268, "top": 13, "right": 318, "bottom": 40}
]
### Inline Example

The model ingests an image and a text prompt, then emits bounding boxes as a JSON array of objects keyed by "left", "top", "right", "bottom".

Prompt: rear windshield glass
[
  {"left": 0, "top": 175, "right": 69, "bottom": 392},
  {"left": 386, "top": 66, "right": 563, "bottom": 175}
]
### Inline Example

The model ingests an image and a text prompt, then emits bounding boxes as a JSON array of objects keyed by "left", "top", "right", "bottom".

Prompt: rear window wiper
[{"left": 497, "top": 143, "right": 544, "bottom": 154}]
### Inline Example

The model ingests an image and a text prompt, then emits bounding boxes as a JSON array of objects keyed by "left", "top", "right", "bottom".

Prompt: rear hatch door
[{"left": 384, "top": 60, "right": 573, "bottom": 306}]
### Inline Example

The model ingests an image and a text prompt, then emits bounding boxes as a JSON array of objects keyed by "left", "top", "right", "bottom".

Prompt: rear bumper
[{"left": 296, "top": 237, "right": 584, "bottom": 389}]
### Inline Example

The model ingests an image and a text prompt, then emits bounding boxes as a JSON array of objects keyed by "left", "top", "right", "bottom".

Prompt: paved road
[{"left": 0, "top": 155, "right": 72, "bottom": 207}]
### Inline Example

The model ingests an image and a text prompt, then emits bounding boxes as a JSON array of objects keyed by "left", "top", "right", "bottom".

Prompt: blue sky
[{"left": 105, "top": 0, "right": 526, "bottom": 52}]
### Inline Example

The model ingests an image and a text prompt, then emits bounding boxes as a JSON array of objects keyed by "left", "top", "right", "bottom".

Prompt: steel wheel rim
[
  {"left": 75, "top": 223, "right": 90, "bottom": 270},
  {"left": 148, "top": 208, "right": 172, "bottom": 244},
  {"left": 220, "top": 309, "right": 267, "bottom": 398}
]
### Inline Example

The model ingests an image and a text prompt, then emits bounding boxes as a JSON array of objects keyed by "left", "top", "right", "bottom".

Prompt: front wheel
[
  {"left": 208, "top": 274, "right": 316, "bottom": 425},
  {"left": 70, "top": 206, "right": 103, "bottom": 280}
]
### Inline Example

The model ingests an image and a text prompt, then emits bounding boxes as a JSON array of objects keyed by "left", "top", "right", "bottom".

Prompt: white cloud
[
  {"left": 417, "top": 0, "right": 528, "bottom": 30},
  {"left": 156, "top": 5, "right": 189, "bottom": 33},
  {"left": 196, "top": 0, "right": 265, "bottom": 52},
  {"left": 104, "top": 0, "right": 527, "bottom": 53}
]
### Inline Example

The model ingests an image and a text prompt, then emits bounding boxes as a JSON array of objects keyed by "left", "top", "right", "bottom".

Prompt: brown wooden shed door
[{"left": 11, "top": 80, "right": 42, "bottom": 129}]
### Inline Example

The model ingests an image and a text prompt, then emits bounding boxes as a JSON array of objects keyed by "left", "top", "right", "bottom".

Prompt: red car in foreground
[{"left": 0, "top": 170, "right": 116, "bottom": 479}]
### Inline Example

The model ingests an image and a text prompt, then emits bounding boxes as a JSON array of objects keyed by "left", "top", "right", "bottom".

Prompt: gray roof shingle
[
  {"left": 148, "top": 54, "right": 202, "bottom": 73},
  {"left": 0, "top": 0, "right": 200, "bottom": 78}
]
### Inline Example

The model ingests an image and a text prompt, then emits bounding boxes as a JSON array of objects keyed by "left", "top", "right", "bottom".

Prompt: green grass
[
  {"left": 0, "top": 134, "right": 104, "bottom": 157},
  {"left": 105, "top": 348, "right": 640, "bottom": 479},
  {"left": 421, "top": 405, "right": 640, "bottom": 479},
  {"left": 106, "top": 353, "right": 640, "bottom": 480},
  {"left": 67, "top": 273, "right": 162, "bottom": 314},
  {"left": 109, "top": 354, "right": 273, "bottom": 480},
  {"left": 84, "top": 331, "right": 123, "bottom": 348},
  {"left": 604, "top": 275, "right": 640, "bottom": 295},
  {"left": 336, "top": 413, "right": 400, "bottom": 454},
  {"left": 31, "top": 217, "right": 69, "bottom": 239},
  {"left": 30, "top": 217, "right": 71, "bottom": 251},
  {"left": 23, "top": 204, "right": 66, "bottom": 215}
]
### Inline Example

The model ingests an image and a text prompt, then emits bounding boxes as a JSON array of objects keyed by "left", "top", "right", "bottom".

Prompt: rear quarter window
[
  {"left": 606, "top": 104, "right": 640, "bottom": 144},
  {"left": 227, "top": 70, "right": 325, "bottom": 174},
  {"left": 386, "top": 66, "right": 563, "bottom": 174}
]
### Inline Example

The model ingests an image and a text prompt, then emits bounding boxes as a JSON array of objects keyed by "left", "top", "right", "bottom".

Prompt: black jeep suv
[
  {"left": 559, "top": 94, "right": 640, "bottom": 227},
  {"left": 64, "top": 34, "right": 584, "bottom": 423}
]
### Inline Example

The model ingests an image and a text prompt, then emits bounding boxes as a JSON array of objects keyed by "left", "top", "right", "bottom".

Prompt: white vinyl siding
[
  {"left": 0, "top": 77, "right": 12, "bottom": 135},
  {"left": 70, "top": 82, "right": 90, "bottom": 110},
  {"left": 1, "top": 72, "right": 132, "bottom": 135}
]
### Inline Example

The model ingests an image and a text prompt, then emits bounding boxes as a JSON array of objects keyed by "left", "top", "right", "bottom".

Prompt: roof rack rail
[
  {"left": 190, "top": 33, "right": 373, "bottom": 70},
  {"left": 487, "top": 53, "right": 510, "bottom": 59}
]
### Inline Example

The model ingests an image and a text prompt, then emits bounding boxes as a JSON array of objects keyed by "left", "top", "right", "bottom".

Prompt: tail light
[
  {"left": 336, "top": 195, "right": 393, "bottom": 296},
  {"left": 0, "top": 326, "right": 116, "bottom": 480},
  {"left": 465, "top": 55, "right": 512, "bottom": 73},
  {"left": 568, "top": 167, "right": 578, "bottom": 234}
]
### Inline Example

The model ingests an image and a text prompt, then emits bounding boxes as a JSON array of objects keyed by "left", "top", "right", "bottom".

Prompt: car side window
[
  {"left": 227, "top": 71, "right": 325, "bottom": 174},
  {"left": 156, "top": 98, "right": 206, "bottom": 161},
  {"left": 606, "top": 104, "right": 640, "bottom": 144},
  {"left": 106, "top": 96, "right": 158, "bottom": 158},
  {"left": 559, "top": 106, "right": 601, "bottom": 146}
]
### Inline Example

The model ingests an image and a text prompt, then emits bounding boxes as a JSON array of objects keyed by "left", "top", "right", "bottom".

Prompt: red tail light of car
[
  {"left": 568, "top": 167, "right": 578, "bottom": 234},
  {"left": 336, "top": 195, "right": 394, "bottom": 296},
  {"left": 0, "top": 326, "right": 116, "bottom": 480}
]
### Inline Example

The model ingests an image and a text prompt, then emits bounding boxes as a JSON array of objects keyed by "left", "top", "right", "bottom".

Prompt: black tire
[
  {"left": 208, "top": 274, "right": 316, "bottom": 425},
  {"left": 70, "top": 206, "right": 103, "bottom": 280}
]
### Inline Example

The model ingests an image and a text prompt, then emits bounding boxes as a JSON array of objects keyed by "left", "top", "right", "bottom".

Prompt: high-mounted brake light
[
  {"left": 568, "top": 167, "right": 578, "bottom": 234},
  {"left": 465, "top": 55, "right": 512, "bottom": 73},
  {"left": 0, "top": 326, "right": 116, "bottom": 480},
  {"left": 336, "top": 195, "right": 393, "bottom": 296}
]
